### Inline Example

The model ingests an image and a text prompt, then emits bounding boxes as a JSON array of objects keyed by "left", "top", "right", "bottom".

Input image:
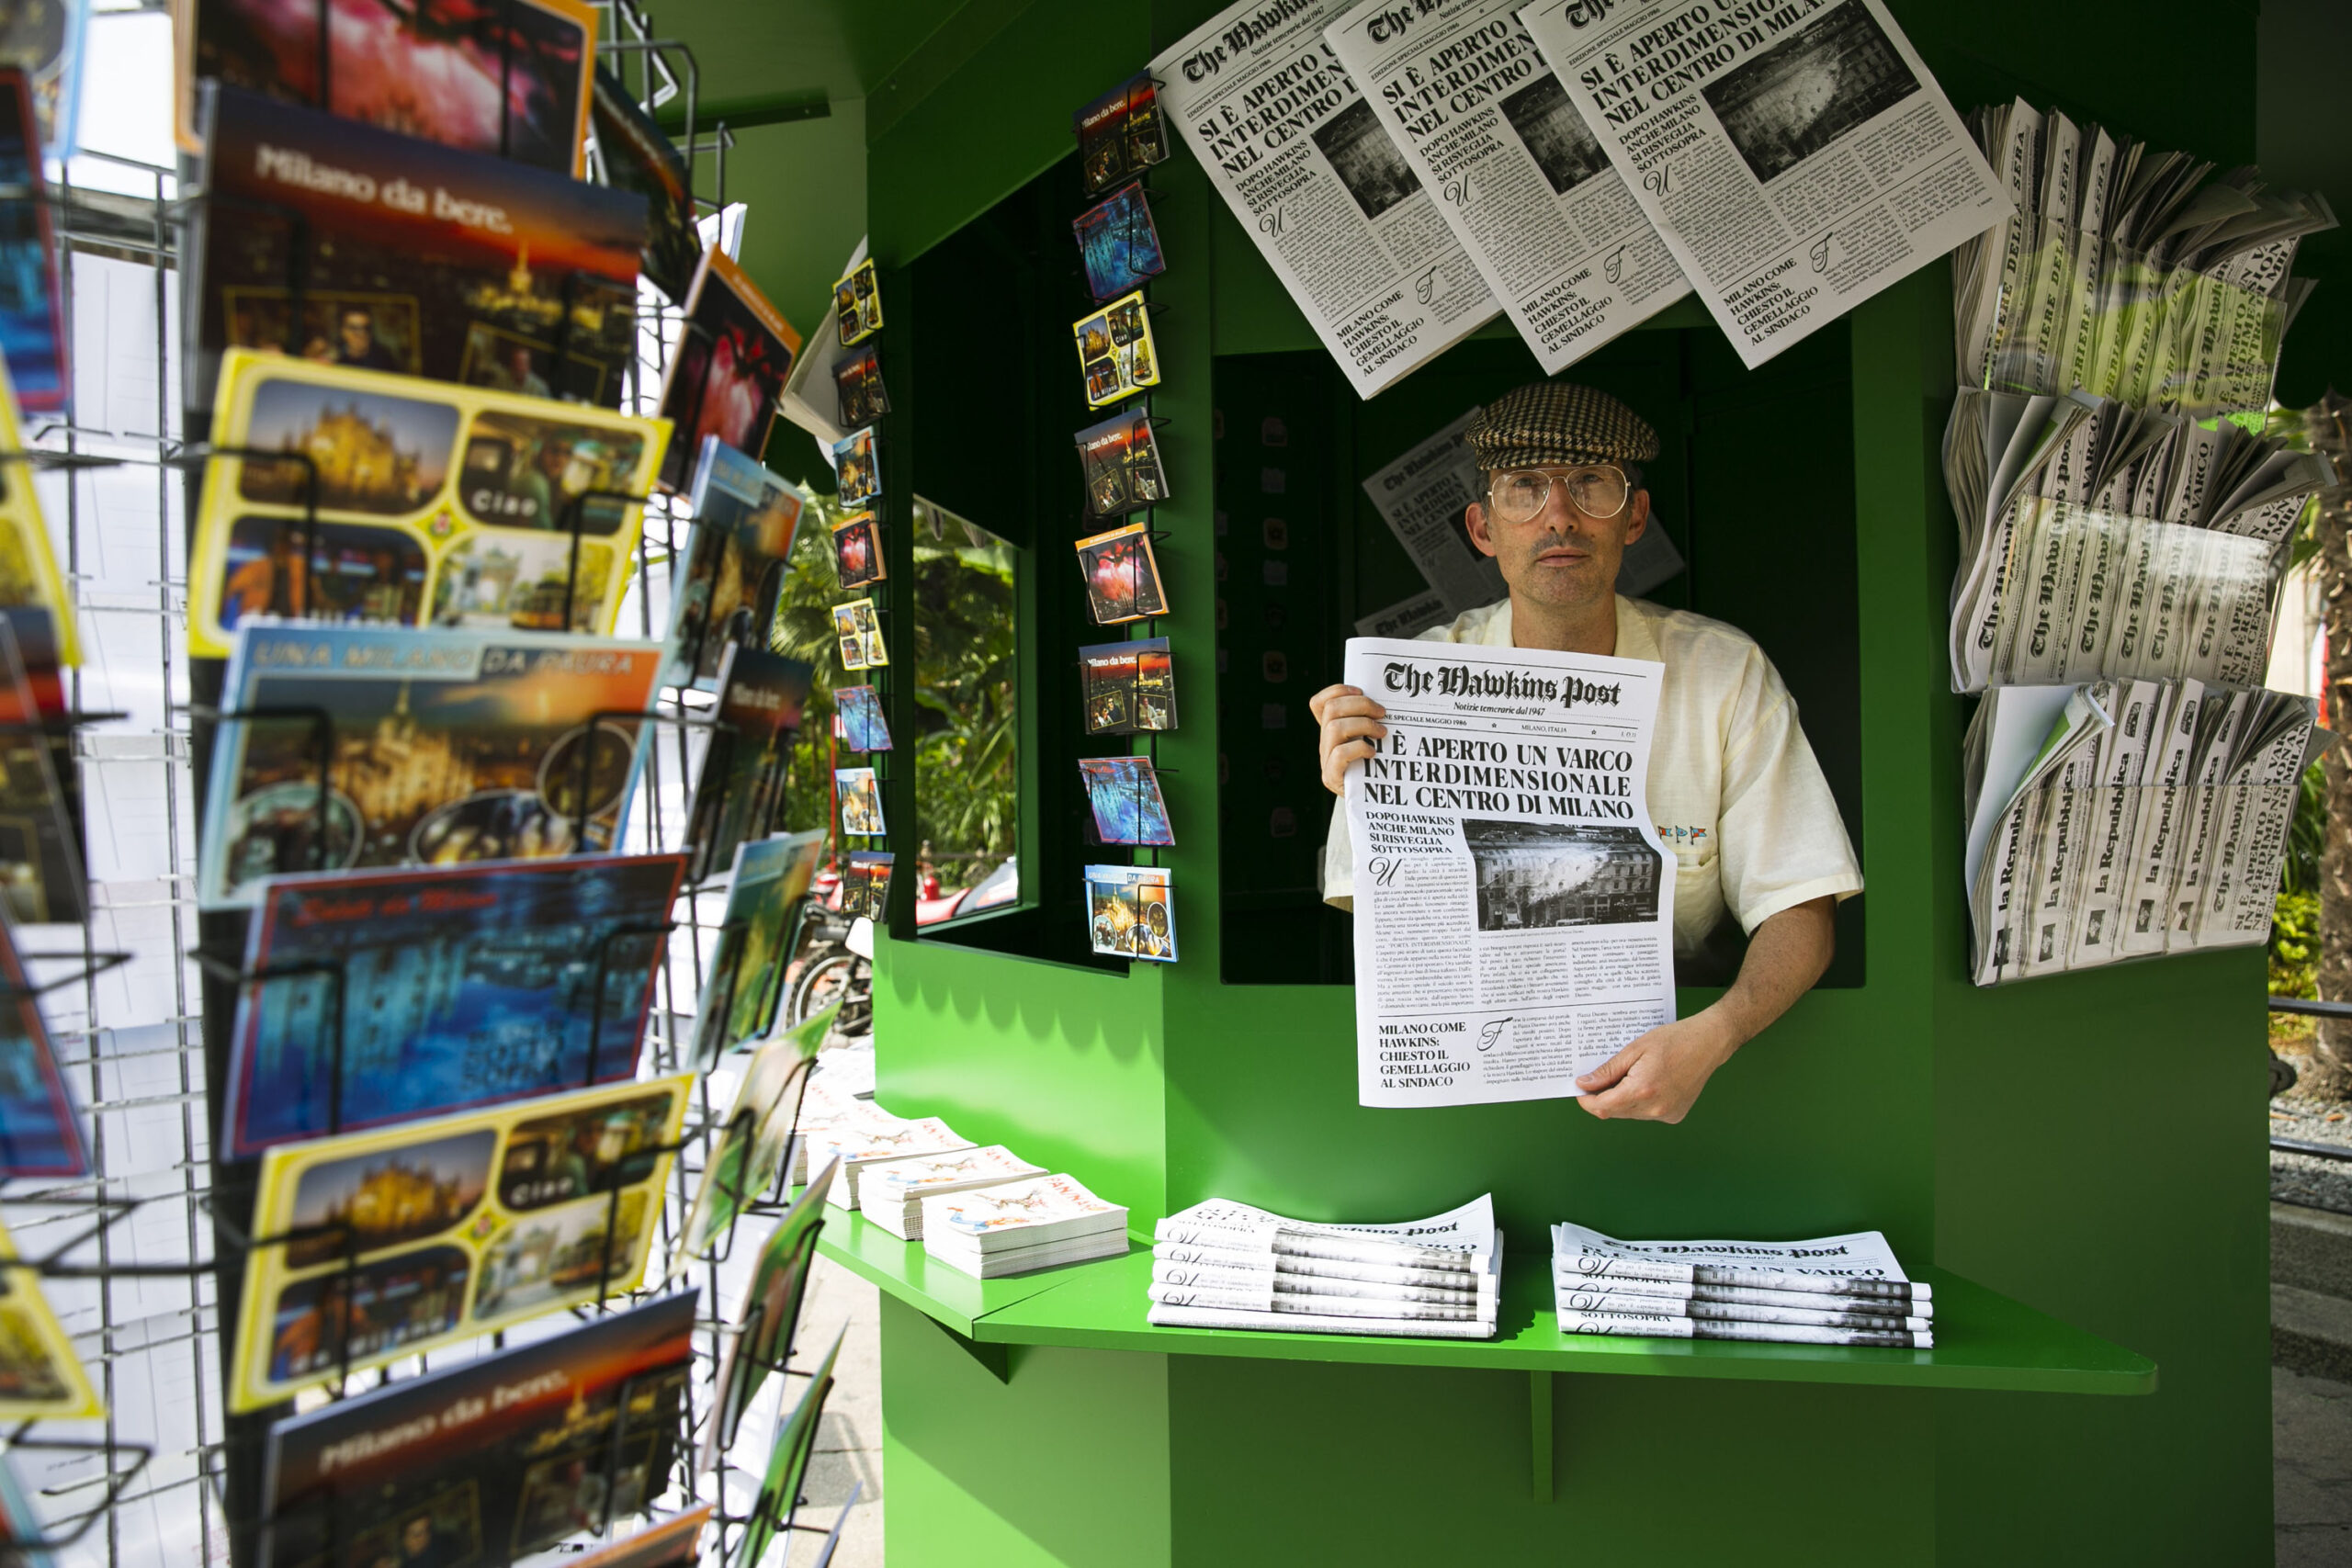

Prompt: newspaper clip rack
[
  {"left": 0, "top": 947, "right": 129, "bottom": 999},
  {"left": 9, "top": 1192, "right": 209, "bottom": 1281},
  {"left": 0, "top": 1427, "right": 154, "bottom": 1548},
  {"left": 568, "top": 705, "right": 747, "bottom": 873}
]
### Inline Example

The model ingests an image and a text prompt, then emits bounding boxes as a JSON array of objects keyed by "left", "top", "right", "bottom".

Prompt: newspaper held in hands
[
  {"left": 1521, "top": 0, "right": 2011, "bottom": 369},
  {"left": 1343, "top": 638, "right": 1672, "bottom": 1107},
  {"left": 1325, "top": 0, "right": 1692, "bottom": 374},
  {"left": 1152, "top": 0, "right": 1500, "bottom": 399}
]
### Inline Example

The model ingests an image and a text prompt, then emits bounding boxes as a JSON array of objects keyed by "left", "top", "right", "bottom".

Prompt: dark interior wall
[{"left": 2258, "top": 0, "right": 2352, "bottom": 407}]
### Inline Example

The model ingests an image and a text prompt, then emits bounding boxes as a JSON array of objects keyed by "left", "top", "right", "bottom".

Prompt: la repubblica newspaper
[
  {"left": 1521, "top": 0, "right": 2011, "bottom": 368},
  {"left": 1153, "top": 0, "right": 1501, "bottom": 397},
  {"left": 1324, "top": 0, "right": 1692, "bottom": 374},
  {"left": 1343, "top": 637, "right": 1673, "bottom": 1108}
]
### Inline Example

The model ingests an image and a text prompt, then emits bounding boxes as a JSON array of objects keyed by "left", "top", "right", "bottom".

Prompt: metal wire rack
[{"left": 2, "top": 5, "right": 849, "bottom": 1565}]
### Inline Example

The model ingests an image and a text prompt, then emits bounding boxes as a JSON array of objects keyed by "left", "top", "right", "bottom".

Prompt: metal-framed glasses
[{"left": 1484, "top": 465, "right": 1632, "bottom": 523}]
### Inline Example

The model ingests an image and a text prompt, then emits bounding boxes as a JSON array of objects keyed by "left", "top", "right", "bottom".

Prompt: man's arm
[{"left": 1573, "top": 897, "right": 1836, "bottom": 1123}]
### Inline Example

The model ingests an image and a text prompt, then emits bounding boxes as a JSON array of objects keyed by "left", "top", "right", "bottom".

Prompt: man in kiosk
[{"left": 1312, "top": 382, "right": 1863, "bottom": 1123}]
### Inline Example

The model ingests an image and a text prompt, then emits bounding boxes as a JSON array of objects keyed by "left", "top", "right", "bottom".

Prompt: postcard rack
[{"left": 0, "top": 7, "right": 859, "bottom": 1568}]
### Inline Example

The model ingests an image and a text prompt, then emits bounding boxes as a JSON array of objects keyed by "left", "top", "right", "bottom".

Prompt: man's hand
[
  {"left": 1309, "top": 683, "right": 1388, "bottom": 796},
  {"left": 1575, "top": 1013, "right": 1738, "bottom": 1123},
  {"left": 1574, "top": 896, "right": 1838, "bottom": 1122}
]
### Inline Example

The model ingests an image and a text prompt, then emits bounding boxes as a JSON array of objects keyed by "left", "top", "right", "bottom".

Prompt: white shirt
[{"left": 1323, "top": 595, "right": 1863, "bottom": 954}]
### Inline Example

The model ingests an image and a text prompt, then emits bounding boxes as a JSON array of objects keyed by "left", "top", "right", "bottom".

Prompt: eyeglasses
[{"left": 1484, "top": 465, "right": 1631, "bottom": 523}]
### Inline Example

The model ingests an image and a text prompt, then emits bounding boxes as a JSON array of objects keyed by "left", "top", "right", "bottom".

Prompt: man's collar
[{"left": 1487, "top": 595, "right": 1655, "bottom": 661}]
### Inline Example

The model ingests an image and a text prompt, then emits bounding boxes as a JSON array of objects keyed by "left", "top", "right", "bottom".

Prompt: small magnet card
[
  {"left": 831, "top": 510, "right": 884, "bottom": 590},
  {"left": 1073, "top": 182, "right": 1166, "bottom": 302},
  {"left": 1071, "top": 290, "right": 1159, "bottom": 408},
  {"left": 1079, "top": 637, "right": 1175, "bottom": 735},
  {"left": 1073, "top": 521, "right": 1168, "bottom": 625},
  {"left": 835, "top": 684, "right": 892, "bottom": 751},
  {"left": 1074, "top": 72, "right": 1168, "bottom": 197},
  {"left": 1075, "top": 410, "right": 1170, "bottom": 518},
  {"left": 831, "top": 597, "right": 888, "bottom": 670},
  {"left": 833, "top": 258, "right": 884, "bottom": 345},
  {"left": 832, "top": 426, "right": 879, "bottom": 507},
  {"left": 833, "top": 345, "right": 889, "bottom": 426},
  {"left": 842, "top": 850, "right": 894, "bottom": 920},
  {"left": 1085, "top": 863, "right": 1176, "bottom": 963},
  {"left": 835, "top": 766, "right": 885, "bottom": 837},
  {"left": 1079, "top": 756, "right": 1173, "bottom": 846}
]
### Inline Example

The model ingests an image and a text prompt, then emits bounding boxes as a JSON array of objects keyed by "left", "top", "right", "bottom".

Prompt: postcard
[
  {"left": 1076, "top": 409, "right": 1168, "bottom": 519},
  {"left": 1075, "top": 71, "right": 1168, "bottom": 197},
  {"left": 187, "top": 351, "right": 669, "bottom": 659},
  {"left": 684, "top": 646, "right": 813, "bottom": 883},
  {"left": 0, "top": 0, "right": 85, "bottom": 157},
  {"left": 673, "top": 1009, "right": 834, "bottom": 1272},
  {"left": 832, "top": 426, "right": 879, "bottom": 509},
  {"left": 835, "top": 767, "right": 885, "bottom": 838},
  {"left": 0, "top": 73, "right": 62, "bottom": 412},
  {"left": 0, "top": 613, "right": 83, "bottom": 924},
  {"left": 191, "top": 87, "right": 644, "bottom": 419},
  {"left": 740, "top": 1327, "right": 844, "bottom": 1568},
  {"left": 0, "top": 916, "right": 83, "bottom": 1179},
  {"left": 0, "top": 364, "right": 77, "bottom": 664},
  {"left": 1086, "top": 863, "right": 1176, "bottom": 963},
  {"left": 180, "top": 0, "right": 596, "bottom": 175},
  {"left": 832, "top": 258, "right": 883, "bottom": 345},
  {"left": 570, "top": 1508, "right": 713, "bottom": 1568},
  {"left": 702, "top": 1157, "right": 834, "bottom": 1467},
  {"left": 0, "top": 1454, "right": 56, "bottom": 1568},
  {"left": 1080, "top": 757, "right": 1174, "bottom": 847},
  {"left": 842, "top": 851, "right": 893, "bottom": 922},
  {"left": 589, "top": 65, "right": 700, "bottom": 303},
  {"left": 1072, "top": 289, "right": 1159, "bottom": 408},
  {"left": 260, "top": 1292, "right": 695, "bottom": 1568},
  {"left": 1074, "top": 521, "right": 1168, "bottom": 625},
  {"left": 223, "top": 853, "right": 686, "bottom": 1158},
  {"left": 690, "top": 829, "right": 826, "bottom": 1069},
  {"left": 831, "top": 510, "right": 884, "bottom": 591},
  {"left": 657, "top": 249, "right": 801, "bottom": 492},
  {"left": 197, "top": 626, "right": 663, "bottom": 910},
  {"left": 1074, "top": 182, "right": 1166, "bottom": 302},
  {"left": 229, "top": 1075, "right": 691, "bottom": 1411},
  {"left": 0, "top": 1215, "right": 102, "bottom": 1419},
  {"left": 833, "top": 345, "right": 889, "bottom": 427},
  {"left": 834, "top": 684, "right": 890, "bottom": 751},
  {"left": 661, "top": 436, "right": 804, "bottom": 691},
  {"left": 1080, "top": 637, "right": 1176, "bottom": 736},
  {"left": 831, "top": 598, "right": 887, "bottom": 671}
]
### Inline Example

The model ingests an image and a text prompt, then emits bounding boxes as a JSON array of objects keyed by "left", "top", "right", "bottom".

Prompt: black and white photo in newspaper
[
  {"left": 1325, "top": 0, "right": 1692, "bottom": 373},
  {"left": 1153, "top": 0, "right": 1501, "bottom": 398},
  {"left": 1343, "top": 637, "right": 1673, "bottom": 1108},
  {"left": 1521, "top": 0, "right": 2011, "bottom": 367}
]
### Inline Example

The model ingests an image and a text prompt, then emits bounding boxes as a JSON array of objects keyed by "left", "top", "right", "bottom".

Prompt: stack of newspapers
[
  {"left": 1944, "top": 388, "right": 2334, "bottom": 693},
  {"left": 921, "top": 1173, "right": 1128, "bottom": 1278},
  {"left": 1554, "top": 1224, "right": 1931, "bottom": 1349},
  {"left": 1952, "top": 98, "right": 2335, "bottom": 417},
  {"left": 785, "top": 1054, "right": 872, "bottom": 1185},
  {"left": 858, "top": 1146, "right": 1049, "bottom": 1240},
  {"left": 1964, "top": 679, "right": 2316, "bottom": 985},
  {"left": 813, "top": 1105, "right": 972, "bottom": 1209},
  {"left": 1147, "top": 1195, "right": 1500, "bottom": 1340}
]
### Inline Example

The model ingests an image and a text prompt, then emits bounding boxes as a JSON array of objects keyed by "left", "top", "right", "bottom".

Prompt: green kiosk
[{"left": 685, "top": 0, "right": 2305, "bottom": 1560}]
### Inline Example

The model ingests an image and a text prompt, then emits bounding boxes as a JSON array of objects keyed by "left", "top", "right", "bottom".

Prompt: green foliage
[
  {"left": 909, "top": 529, "right": 1018, "bottom": 881},
  {"left": 2273, "top": 888, "right": 2321, "bottom": 999},
  {"left": 2284, "top": 757, "right": 2326, "bottom": 897},
  {"left": 766, "top": 494, "right": 854, "bottom": 842}
]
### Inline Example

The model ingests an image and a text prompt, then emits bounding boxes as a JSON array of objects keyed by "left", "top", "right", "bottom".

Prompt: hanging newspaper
[
  {"left": 1153, "top": 0, "right": 1500, "bottom": 398},
  {"left": 1521, "top": 0, "right": 2010, "bottom": 368},
  {"left": 1325, "top": 0, "right": 1691, "bottom": 374},
  {"left": 1343, "top": 636, "right": 1673, "bottom": 1108}
]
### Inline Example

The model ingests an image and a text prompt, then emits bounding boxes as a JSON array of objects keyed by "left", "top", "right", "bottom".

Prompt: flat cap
[{"left": 1465, "top": 382, "right": 1659, "bottom": 470}]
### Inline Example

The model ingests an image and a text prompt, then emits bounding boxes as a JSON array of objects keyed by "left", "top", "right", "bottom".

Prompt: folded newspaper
[
  {"left": 1342, "top": 637, "right": 1674, "bottom": 1108},
  {"left": 1553, "top": 1222, "right": 1931, "bottom": 1348},
  {"left": 1522, "top": 0, "right": 2008, "bottom": 369},
  {"left": 1962, "top": 680, "right": 2319, "bottom": 985},
  {"left": 1951, "top": 99, "right": 2335, "bottom": 417},
  {"left": 1943, "top": 387, "right": 2333, "bottom": 693},
  {"left": 1148, "top": 1194, "right": 1503, "bottom": 1339}
]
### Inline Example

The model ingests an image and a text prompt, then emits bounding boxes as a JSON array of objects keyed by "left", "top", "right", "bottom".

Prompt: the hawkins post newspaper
[
  {"left": 1343, "top": 637, "right": 1673, "bottom": 1108},
  {"left": 1521, "top": 0, "right": 2010, "bottom": 368},
  {"left": 1154, "top": 0, "right": 1500, "bottom": 397},
  {"left": 1325, "top": 0, "right": 1691, "bottom": 374}
]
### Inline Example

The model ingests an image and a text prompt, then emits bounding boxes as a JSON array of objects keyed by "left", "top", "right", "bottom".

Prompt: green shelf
[{"left": 821, "top": 1206, "right": 2154, "bottom": 1396}]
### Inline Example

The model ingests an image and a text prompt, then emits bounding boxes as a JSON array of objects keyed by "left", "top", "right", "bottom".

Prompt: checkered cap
[{"left": 1466, "top": 382, "right": 1659, "bottom": 470}]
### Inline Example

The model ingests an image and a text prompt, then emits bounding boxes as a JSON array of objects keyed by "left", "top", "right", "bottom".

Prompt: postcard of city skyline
[{"left": 287, "top": 1126, "right": 496, "bottom": 1262}]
